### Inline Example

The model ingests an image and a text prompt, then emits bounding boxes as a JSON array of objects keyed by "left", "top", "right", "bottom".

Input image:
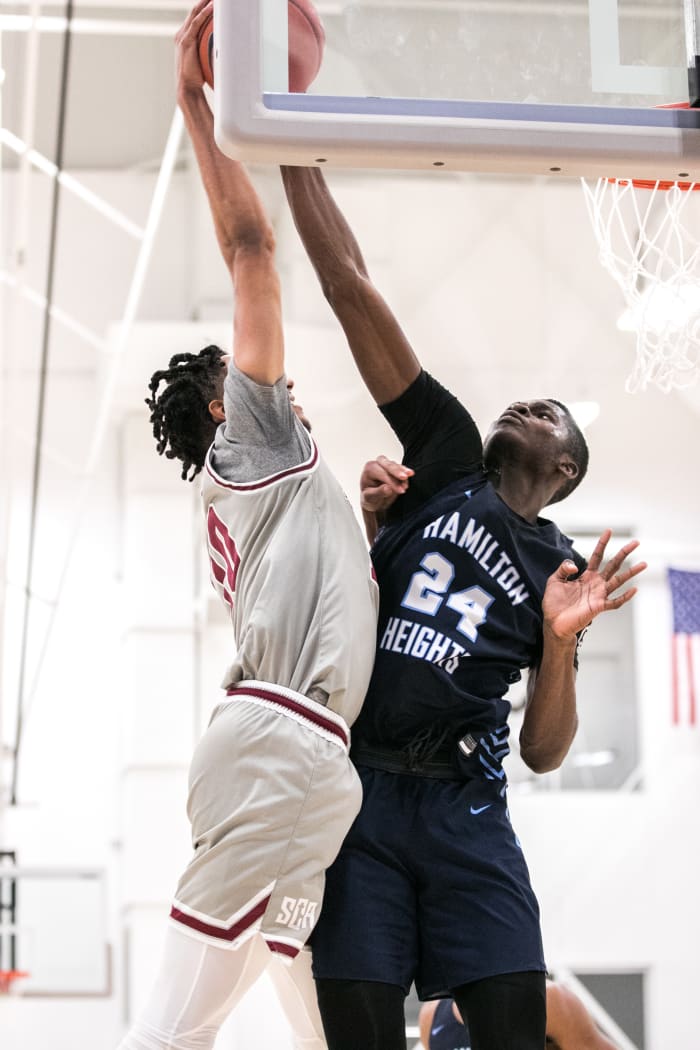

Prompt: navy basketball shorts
[{"left": 310, "top": 766, "right": 545, "bottom": 1000}]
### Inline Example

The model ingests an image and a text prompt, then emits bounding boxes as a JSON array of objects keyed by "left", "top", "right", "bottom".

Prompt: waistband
[
  {"left": 225, "top": 679, "right": 350, "bottom": 752},
  {"left": 351, "top": 733, "right": 480, "bottom": 780},
  {"left": 351, "top": 743, "right": 462, "bottom": 780}
]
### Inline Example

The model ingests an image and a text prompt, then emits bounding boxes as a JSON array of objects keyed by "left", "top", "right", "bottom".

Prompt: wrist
[
  {"left": 542, "top": 621, "right": 578, "bottom": 650},
  {"left": 177, "top": 82, "right": 206, "bottom": 111}
]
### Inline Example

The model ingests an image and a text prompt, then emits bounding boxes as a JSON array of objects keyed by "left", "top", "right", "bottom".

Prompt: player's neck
[{"left": 489, "top": 466, "right": 549, "bottom": 524}]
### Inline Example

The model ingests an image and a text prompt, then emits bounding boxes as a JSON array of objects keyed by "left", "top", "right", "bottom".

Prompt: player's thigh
[
  {"left": 310, "top": 768, "right": 420, "bottom": 991},
  {"left": 118, "top": 929, "right": 270, "bottom": 1050},
  {"left": 267, "top": 949, "right": 326, "bottom": 1050},
  {"left": 416, "top": 782, "right": 544, "bottom": 997},
  {"left": 315, "top": 978, "right": 407, "bottom": 1050},
  {"left": 452, "top": 970, "right": 546, "bottom": 1050}
]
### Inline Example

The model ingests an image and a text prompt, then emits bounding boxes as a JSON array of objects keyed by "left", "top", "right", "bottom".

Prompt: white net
[{"left": 582, "top": 177, "right": 700, "bottom": 393}]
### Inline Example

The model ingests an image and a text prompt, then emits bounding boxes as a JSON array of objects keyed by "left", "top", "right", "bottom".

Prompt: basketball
[
  {"left": 198, "top": 15, "right": 215, "bottom": 88},
  {"left": 197, "top": 0, "right": 325, "bottom": 93},
  {"left": 288, "top": 0, "right": 325, "bottom": 92}
]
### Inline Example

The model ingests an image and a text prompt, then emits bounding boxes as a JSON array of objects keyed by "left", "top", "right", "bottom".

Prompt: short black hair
[
  {"left": 547, "top": 399, "right": 589, "bottom": 505},
  {"left": 145, "top": 344, "right": 225, "bottom": 481}
]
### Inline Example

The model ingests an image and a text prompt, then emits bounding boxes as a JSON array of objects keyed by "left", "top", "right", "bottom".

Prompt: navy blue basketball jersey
[
  {"left": 353, "top": 372, "right": 586, "bottom": 773},
  {"left": 428, "top": 998, "right": 471, "bottom": 1050}
]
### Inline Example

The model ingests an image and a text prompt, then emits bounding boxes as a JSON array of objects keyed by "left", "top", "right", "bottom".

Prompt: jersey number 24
[{"left": 402, "top": 552, "right": 494, "bottom": 641}]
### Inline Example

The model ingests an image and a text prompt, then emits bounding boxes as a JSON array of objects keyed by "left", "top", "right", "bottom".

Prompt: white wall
[{"left": 1, "top": 164, "right": 699, "bottom": 1049}]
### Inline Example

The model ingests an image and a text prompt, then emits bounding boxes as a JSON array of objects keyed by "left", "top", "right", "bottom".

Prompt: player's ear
[
  {"left": 558, "top": 454, "right": 578, "bottom": 481},
  {"left": 208, "top": 398, "right": 225, "bottom": 423}
]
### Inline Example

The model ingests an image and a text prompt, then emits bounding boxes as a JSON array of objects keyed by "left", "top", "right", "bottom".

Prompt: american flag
[{"left": 668, "top": 568, "right": 700, "bottom": 727}]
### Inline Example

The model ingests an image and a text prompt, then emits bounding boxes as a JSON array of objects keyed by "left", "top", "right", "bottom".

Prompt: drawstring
[{"left": 403, "top": 722, "right": 452, "bottom": 770}]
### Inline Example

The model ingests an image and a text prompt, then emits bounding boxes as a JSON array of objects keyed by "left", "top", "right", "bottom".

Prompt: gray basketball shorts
[{"left": 169, "top": 680, "right": 362, "bottom": 963}]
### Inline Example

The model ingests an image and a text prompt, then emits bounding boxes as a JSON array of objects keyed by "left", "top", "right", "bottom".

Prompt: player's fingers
[
  {"left": 384, "top": 468, "right": 411, "bottom": 488},
  {"left": 586, "top": 528, "right": 612, "bottom": 572},
  {"left": 619, "top": 559, "right": 647, "bottom": 583},
  {"left": 362, "top": 459, "right": 406, "bottom": 489},
  {"left": 179, "top": 0, "right": 212, "bottom": 43},
  {"left": 605, "top": 560, "right": 647, "bottom": 594},
  {"left": 361, "top": 483, "right": 394, "bottom": 510},
  {"left": 190, "top": 1, "right": 213, "bottom": 37},
  {"left": 369, "top": 484, "right": 391, "bottom": 503},
  {"left": 605, "top": 586, "right": 638, "bottom": 610},
  {"left": 601, "top": 539, "right": 641, "bottom": 579},
  {"left": 375, "top": 455, "right": 414, "bottom": 481},
  {"left": 554, "top": 559, "right": 578, "bottom": 581},
  {"left": 177, "top": 0, "right": 208, "bottom": 38},
  {"left": 363, "top": 477, "right": 406, "bottom": 503},
  {"left": 375, "top": 455, "right": 404, "bottom": 472},
  {"left": 190, "top": 0, "right": 212, "bottom": 21},
  {"left": 388, "top": 464, "right": 414, "bottom": 482},
  {"left": 361, "top": 461, "right": 392, "bottom": 486},
  {"left": 365, "top": 456, "right": 390, "bottom": 469},
  {"left": 604, "top": 537, "right": 642, "bottom": 571}
]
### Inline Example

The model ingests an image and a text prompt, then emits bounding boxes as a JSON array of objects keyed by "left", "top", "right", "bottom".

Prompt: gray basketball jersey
[
  {"left": 171, "top": 368, "right": 375, "bottom": 954},
  {"left": 201, "top": 366, "right": 378, "bottom": 727}
]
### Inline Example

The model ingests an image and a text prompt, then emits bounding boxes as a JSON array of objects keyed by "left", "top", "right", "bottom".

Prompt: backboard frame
[
  {"left": 214, "top": 0, "right": 700, "bottom": 180},
  {"left": 0, "top": 864, "right": 112, "bottom": 997}
]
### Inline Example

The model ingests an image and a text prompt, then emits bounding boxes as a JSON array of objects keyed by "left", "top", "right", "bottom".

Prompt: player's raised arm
[
  {"left": 280, "top": 165, "right": 420, "bottom": 405},
  {"left": 520, "top": 531, "right": 646, "bottom": 773},
  {"left": 177, "top": 0, "right": 283, "bottom": 386}
]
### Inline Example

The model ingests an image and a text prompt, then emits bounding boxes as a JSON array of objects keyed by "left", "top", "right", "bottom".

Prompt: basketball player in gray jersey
[{"left": 117, "top": 2, "right": 378, "bottom": 1048}]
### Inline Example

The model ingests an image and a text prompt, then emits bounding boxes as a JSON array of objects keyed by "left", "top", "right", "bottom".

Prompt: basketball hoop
[
  {"left": 0, "top": 969, "right": 29, "bottom": 995},
  {"left": 582, "top": 104, "right": 700, "bottom": 393}
]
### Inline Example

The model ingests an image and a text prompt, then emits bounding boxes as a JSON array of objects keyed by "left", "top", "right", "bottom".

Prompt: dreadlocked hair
[{"left": 145, "top": 344, "right": 225, "bottom": 481}]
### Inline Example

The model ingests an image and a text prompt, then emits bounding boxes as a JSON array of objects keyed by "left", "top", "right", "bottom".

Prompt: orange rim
[
  {"left": 609, "top": 102, "right": 700, "bottom": 189},
  {"left": 0, "top": 969, "right": 29, "bottom": 991},
  {"left": 610, "top": 178, "right": 700, "bottom": 191}
]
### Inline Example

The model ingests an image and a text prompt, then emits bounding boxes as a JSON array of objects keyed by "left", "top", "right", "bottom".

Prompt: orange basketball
[
  {"left": 288, "top": 0, "right": 325, "bottom": 92},
  {"left": 198, "top": 15, "right": 215, "bottom": 89},
  {"left": 197, "top": 0, "right": 325, "bottom": 92}
]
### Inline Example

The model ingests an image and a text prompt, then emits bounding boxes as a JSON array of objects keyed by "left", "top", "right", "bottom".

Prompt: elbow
[
  {"left": 520, "top": 717, "right": 579, "bottom": 774},
  {"left": 222, "top": 222, "right": 276, "bottom": 269},
  {"left": 521, "top": 748, "right": 565, "bottom": 775},
  {"left": 318, "top": 262, "right": 369, "bottom": 312}
]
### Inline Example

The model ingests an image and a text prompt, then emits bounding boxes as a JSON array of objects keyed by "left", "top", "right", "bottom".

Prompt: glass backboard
[
  {"left": 215, "top": 0, "right": 700, "bottom": 179},
  {"left": 0, "top": 862, "right": 110, "bottom": 996}
]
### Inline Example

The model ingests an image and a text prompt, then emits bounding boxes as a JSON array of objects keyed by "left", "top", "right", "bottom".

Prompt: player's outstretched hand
[
  {"left": 175, "top": 0, "right": 211, "bottom": 98},
  {"left": 542, "top": 529, "right": 646, "bottom": 643},
  {"left": 360, "top": 455, "right": 414, "bottom": 515}
]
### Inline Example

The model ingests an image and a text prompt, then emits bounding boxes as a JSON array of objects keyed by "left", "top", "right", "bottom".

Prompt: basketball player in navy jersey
[
  {"left": 419, "top": 981, "right": 619, "bottom": 1050},
  {"left": 117, "top": 5, "right": 379, "bottom": 1049},
  {"left": 280, "top": 165, "right": 646, "bottom": 1050}
]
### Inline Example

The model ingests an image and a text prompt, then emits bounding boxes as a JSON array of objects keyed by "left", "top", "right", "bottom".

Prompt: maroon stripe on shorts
[
  {"left": 170, "top": 893, "right": 270, "bottom": 942},
  {"left": 226, "top": 685, "right": 349, "bottom": 749},
  {"left": 266, "top": 940, "right": 300, "bottom": 959}
]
